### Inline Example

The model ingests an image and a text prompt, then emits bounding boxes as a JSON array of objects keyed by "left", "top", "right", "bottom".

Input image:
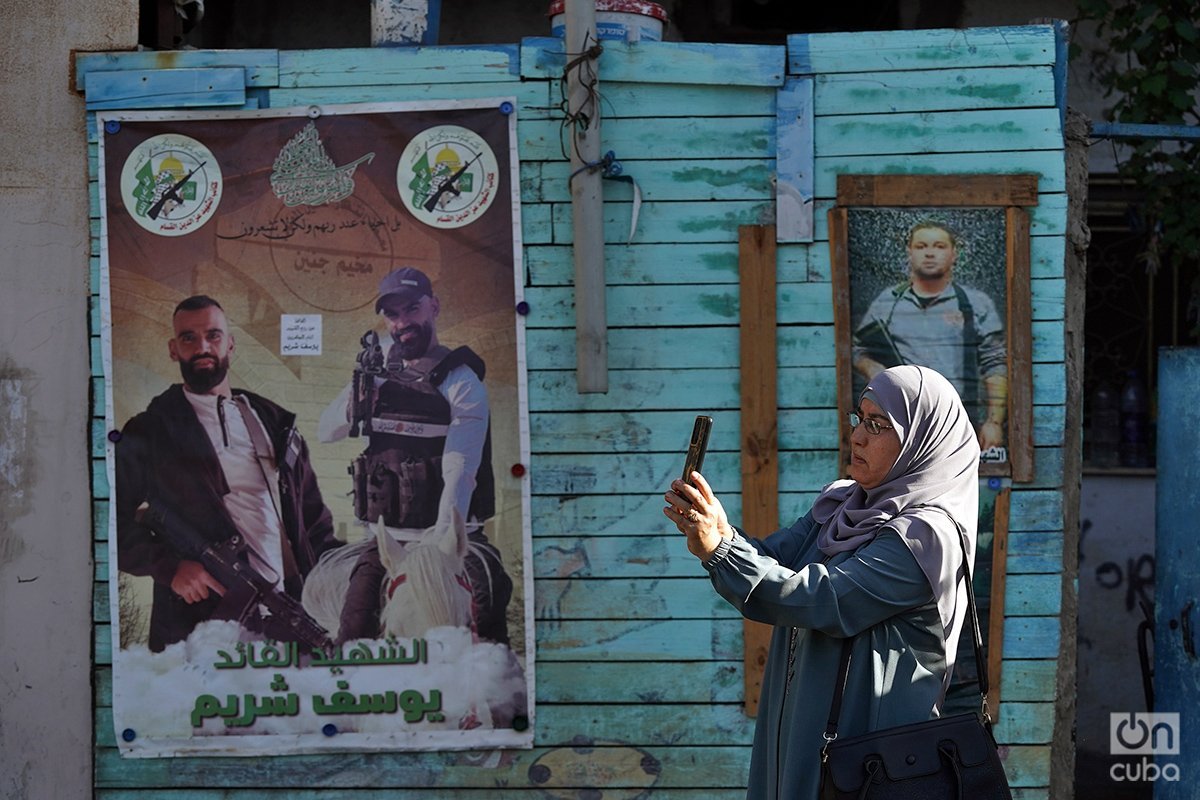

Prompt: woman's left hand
[{"left": 664, "top": 470, "right": 733, "bottom": 561}]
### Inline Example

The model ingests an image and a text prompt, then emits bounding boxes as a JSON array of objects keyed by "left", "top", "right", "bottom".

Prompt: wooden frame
[{"left": 829, "top": 174, "right": 1036, "bottom": 480}]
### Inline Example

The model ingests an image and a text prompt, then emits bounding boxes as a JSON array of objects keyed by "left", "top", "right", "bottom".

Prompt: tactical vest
[{"left": 351, "top": 344, "right": 495, "bottom": 529}]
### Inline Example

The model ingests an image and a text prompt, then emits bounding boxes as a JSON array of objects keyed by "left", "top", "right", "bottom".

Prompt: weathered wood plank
[
  {"left": 520, "top": 37, "right": 785, "bottom": 86},
  {"left": 529, "top": 367, "right": 836, "bottom": 411},
  {"left": 526, "top": 326, "right": 836, "bottom": 370},
  {"left": 527, "top": 159, "right": 775, "bottom": 204},
  {"left": 522, "top": 118, "right": 774, "bottom": 162},
  {"left": 1005, "top": 574, "right": 1062, "bottom": 616},
  {"left": 530, "top": 409, "right": 839, "bottom": 452},
  {"left": 1002, "top": 616, "right": 1060, "bottom": 659},
  {"left": 86, "top": 68, "right": 246, "bottom": 110},
  {"left": 815, "top": 150, "right": 1066, "bottom": 198},
  {"left": 521, "top": 202, "right": 552, "bottom": 244},
  {"left": 525, "top": 243, "right": 814, "bottom": 286},
  {"left": 1032, "top": 363, "right": 1066, "bottom": 407},
  {"left": 814, "top": 66, "right": 1056, "bottom": 115},
  {"left": 76, "top": 49, "right": 279, "bottom": 91},
  {"left": 563, "top": 81, "right": 776, "bottom": 117},
  {"left": 533, "top": 536, "right": 702, "bottom": 579},
  {"left": 94, "top": 744, "right": 753, "bottom": 789},
  {"left": 535, "top": 618, "right": 742, "bottom": 661},
  {"left": 1032, "top": 404, "right": 1065, "bottom": 448},
  {"left": 789, "top": 25, "right": 1057, "bottom": 75},
  {"left": 1032, "top": 320, "right": 1065, "bottom": 364},
  {"left": 993, "top": 702, "right": 1056, "bottom": 744},
  {"left": 92, "top": 741, "right": 1049, "bottom": 789},
  {"left": 816, "top": 108, "right": 1062, "bottom": 158},
  {"left": 776, "top": 79, "right": 814, "bottom": 242},
  {"left": 547, "top": 199, "right": 771, "bottom": 243},
  {"left": 1008, "top": 490, "right": 1063, "bottom": 532},
  {"left": 267, "top": 82, "right": 550, "bottom": 119},
  {"left": 1031, "top": 278, "right": 1064, "bottom": 321},
  {"left": 998, "top": 659, "right": 1058, "bottom": 702},
  {"left": 522, "top": 283, "right": 832, "bottom": 328},
  {"left": 836, "top": 173, "right": 1039, "bottom": 207},
  {"left": 530, "top": 493, "right": 823, "bottom": 538},
  {"left": 277, "top": 45, "right": 520, "bottom": 87},
  {"left": 1004, "top": 531, "right": 1065, "bottom": 575},
  {"left": 529, "top": 451, "right": 838, "bottom": 497},
  {"left": 536, "top": 577, "right": 731, "bottom": 619},
  {"left": 528, "top": 152, "right": 1066, "bottom": 206}
]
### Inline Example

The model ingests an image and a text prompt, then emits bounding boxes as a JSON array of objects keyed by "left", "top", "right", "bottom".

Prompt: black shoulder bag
[{"left": 819, "top": 530, "right": 1013, "bottom": 800}]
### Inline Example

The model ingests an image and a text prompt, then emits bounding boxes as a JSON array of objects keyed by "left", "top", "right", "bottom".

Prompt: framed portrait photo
[{"left": 829, "top": 174, "right": 1037, "bottom": 480}]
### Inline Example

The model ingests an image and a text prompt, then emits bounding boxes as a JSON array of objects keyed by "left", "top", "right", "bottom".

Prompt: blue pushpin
[
  {"left": 104, "top": 120, "right": 121, "bottom": 135},
  {"left": 499, "top": 101, "right": 515, "bottom": 115},
  {"left": 322, "top": 723, "right": 338, "bottom": 737},
  {"left": 121, "top": 728, "right": 136, "bottom": 742}
]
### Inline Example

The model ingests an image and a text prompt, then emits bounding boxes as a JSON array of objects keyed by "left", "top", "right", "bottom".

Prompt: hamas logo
[
  {"left": 397, "top": 125, "right": 499, "bottom": 229},
  {"left": 119, "top": 134, "right": 222, "bottom": 236},
  {"left": 271, "top": 121, "right": 375, "bottom": 207}
]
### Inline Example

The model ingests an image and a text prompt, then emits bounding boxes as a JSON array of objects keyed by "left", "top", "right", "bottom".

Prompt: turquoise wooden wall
[{"left": 82, "top": 24, "right": 1067, "bottom": 798}]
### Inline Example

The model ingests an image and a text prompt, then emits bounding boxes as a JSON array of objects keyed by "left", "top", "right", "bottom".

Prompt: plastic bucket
[{"left": 548, "top": 0, "right": 668, "bottom": 43}]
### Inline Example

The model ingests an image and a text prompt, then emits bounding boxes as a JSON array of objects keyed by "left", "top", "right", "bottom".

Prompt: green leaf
[
  {"left": 1170, "top": 88, "right": 1195, "bottom": 110},
  {"left": 1154, "top": 14, "right": 1171, "bottom": 31},
  {"left": 1144, "top": 73, "right": 1170, "bottom": 96},
  {"left": 1176, "top": 19, "right": 1199, "bottom": 43}
]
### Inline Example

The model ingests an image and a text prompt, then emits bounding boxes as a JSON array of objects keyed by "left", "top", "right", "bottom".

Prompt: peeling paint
[
  {"left": 0, "top": 372, "right": 33, "bottom": 565},
  {"left": 370, "top": 0, "right": 430, "bottom": 46}
]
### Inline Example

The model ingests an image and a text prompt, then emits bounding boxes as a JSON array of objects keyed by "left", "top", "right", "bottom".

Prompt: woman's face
[{"left": 848, "top": 396, "right": 902, "bottom": 490}]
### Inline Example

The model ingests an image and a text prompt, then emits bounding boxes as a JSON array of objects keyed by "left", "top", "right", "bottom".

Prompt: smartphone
[{"left": 681, "top": 415, "right": 713, "bottom": 486}]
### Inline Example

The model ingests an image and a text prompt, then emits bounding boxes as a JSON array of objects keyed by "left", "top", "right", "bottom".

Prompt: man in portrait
[
  {"left": 319, "top": 266, "right": 513, "bottom": 645},
  {"left": 115, "top": 295, "right": 342, "bottom": 652},
  {"left": 852, "top": 220, "right": 1008, "bottom": 452}
]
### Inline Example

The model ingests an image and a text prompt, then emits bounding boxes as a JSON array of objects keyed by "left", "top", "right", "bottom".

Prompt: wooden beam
[
  {"left": 738, "top": 224, "right": 778, "bottom": 717},
  {"left": 566, "top": 0, "right": 607, "bottom": 393},
  {"left": 836, "top": 174, "right": 1039, "bottom": 207},
  {"left": 988, "top": 488, "right": 1010, "bottom": 722},
  {"left": 1007, "top": 207, "right": 1035, "bottom": 482}
]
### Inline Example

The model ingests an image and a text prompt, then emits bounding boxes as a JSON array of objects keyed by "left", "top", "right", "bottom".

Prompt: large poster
[{"left": 98, "top": 101, "right": 533, "bottom": 756}]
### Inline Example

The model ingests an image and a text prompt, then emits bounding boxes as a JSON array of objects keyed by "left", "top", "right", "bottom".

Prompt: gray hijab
[{"left": 812, "top": 365, "right": 980, "bottom": 638}]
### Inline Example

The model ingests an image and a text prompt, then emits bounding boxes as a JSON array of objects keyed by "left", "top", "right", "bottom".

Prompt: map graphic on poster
[{"left": 97, "top": 101, "right": 532, "bottom": 757}]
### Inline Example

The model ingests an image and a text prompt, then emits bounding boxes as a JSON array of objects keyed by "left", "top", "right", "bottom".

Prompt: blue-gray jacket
[{"left": 704, "top": 512, "right": 950, "bottom": 800}]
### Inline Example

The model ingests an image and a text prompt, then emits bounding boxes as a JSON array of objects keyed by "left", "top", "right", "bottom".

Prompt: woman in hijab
[{"left": 663, "top": 365, "right": 980, "bottom": 800}]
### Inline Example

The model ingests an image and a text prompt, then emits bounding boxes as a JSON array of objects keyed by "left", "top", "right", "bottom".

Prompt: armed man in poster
[
  {"left": 115, "top": 295, "right": 342, "bottom": 653},
  {"left": 319, "top": 267, "right": 513, "bottom": 646}
]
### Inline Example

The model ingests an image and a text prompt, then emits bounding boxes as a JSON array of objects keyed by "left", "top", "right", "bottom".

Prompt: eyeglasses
[{"left": 848, "top": 409, "right": 894, "bottom": 436}]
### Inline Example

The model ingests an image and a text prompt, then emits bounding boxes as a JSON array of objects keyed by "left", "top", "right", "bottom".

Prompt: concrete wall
[{"left": 0, "top": 1, "right": 137, "bottom": 797}]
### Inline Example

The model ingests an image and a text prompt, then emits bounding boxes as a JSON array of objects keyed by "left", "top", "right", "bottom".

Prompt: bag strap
[{"left": 822, "top": 520, "right": 990, "bottom": 756}]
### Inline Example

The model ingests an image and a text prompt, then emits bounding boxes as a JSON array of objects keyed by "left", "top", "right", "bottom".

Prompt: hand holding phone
[{"left": 681, "top": 415, "right": 713, "bottom": 487}]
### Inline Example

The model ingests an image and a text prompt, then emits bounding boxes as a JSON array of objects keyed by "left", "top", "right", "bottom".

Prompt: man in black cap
[{"left": 319, "top": 267, "right": 511, "bottom": 645}]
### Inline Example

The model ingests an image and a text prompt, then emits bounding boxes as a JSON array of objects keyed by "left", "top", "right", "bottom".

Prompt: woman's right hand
[{"left": 664, "top": 470, "right": 733, "bottom": 561}]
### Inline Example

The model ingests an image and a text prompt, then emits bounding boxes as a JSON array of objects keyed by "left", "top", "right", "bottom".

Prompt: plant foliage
[{"left": 1073, "top": 0, "right": 1200, "bottom": 331}]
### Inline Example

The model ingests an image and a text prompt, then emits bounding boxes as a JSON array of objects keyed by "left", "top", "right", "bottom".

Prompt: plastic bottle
[
  {"left": 1119, "top": 369, "right": 1149, "bottom": 468},
  {"left": 1089, "top": 381, "right": 1119, "bottom": 468}
]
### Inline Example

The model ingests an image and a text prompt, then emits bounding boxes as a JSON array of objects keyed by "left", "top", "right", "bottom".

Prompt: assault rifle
[
  {"left": 349, "top": 329, "right": 385, "bottom": 438},
  {"left": 137, "top": 500, "right": 333, "bottom": 652}
]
